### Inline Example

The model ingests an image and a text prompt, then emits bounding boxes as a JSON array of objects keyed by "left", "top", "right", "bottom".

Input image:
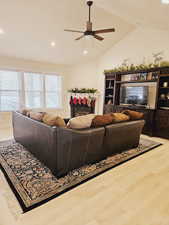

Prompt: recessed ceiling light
[
  {"left": 85, "top": 35, "right": 91, "bottom": 40},
  {"left": 0, "top": 28, "right": 5, "bottom": 35},
  {"left": 51, "top": 41, "right": 56, "bottom": 47},
  {"left": 161, "top": 0, "right": 169, "bottom": 4},
  {"left": 83, "top": 50, "right": 88, "bottom": 55}
]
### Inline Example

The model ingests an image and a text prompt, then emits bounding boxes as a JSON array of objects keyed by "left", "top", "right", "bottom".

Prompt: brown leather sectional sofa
[{"left": 12, "top": 111, "right": 145, "bottom": 178}]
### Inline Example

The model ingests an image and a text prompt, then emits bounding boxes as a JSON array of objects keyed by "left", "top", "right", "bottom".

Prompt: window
[
  {"left": 0, "top": 71, "right": 20, "bottom": 111},
  {"left": 0, "top": 70, "right": 62, "bottom": 111},
  {"left": 24, "top": 73, "right": 43, "bottom": 108},
  {"left": 45, "top": 75, "right": 62, "bottom": 108}
]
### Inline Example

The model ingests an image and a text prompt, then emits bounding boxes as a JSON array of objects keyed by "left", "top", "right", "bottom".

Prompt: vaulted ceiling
[
  {"left": 0, "top": 0, "right": 168, "bottom": 65},
  {"left": 96, "top": 0, "right": 169, "bottom": 30}
]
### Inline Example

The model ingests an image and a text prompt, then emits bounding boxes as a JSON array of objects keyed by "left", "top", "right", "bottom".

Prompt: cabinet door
[
  {"left": 155, "top": 110, "right": 169, "bottom": 138},
  {"left": 141, "top": 110, "right": 154, "bottom": 136}
]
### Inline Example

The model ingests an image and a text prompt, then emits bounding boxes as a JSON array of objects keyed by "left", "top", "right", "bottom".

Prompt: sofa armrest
[
  {"left": 12, "top": 111, "right": 57, "bottom": 174},
  {"left": 104, "top": 120, "right": 145, "bottom": 156}
]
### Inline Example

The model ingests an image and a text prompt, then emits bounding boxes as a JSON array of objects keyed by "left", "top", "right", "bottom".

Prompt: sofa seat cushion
[
  {"left": 67, "top": 114, "right": 96, "bottom": 129},
  {"left": 91, "top": 114, "right": 114, "bottom": 127},
  {"left": 122, "top": 110, "right": 144, "bottom": 120},
  {"left": 43, "top": 113, "right": 66, "bottom": 127},
  {"left": 111, "top": 113, "right": 130, "bottom": 123}
]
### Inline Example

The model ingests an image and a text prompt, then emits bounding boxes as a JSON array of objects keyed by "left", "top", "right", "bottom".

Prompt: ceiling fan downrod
[{"left": 87, "top": 1, "right": 93, "bottom": 22}]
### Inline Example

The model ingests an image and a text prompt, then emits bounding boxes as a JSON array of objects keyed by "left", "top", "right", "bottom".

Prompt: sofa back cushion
[
  {"left": 91, "top": 114, "right": 114, "bottom": 128},
  {"left": 122, "top": 110, "right": 144, "bottom": 120},
  {"left": 67, "top": 114, "right": 95, "bottom": 129},
  {"left": 43, "top": 113, "right": 66, "bottom": 127}
]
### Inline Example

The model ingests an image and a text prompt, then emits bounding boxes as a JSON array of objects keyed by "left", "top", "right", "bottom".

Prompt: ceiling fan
[{"left": 64, "top": 1, "right": 115, "bottom": 41}]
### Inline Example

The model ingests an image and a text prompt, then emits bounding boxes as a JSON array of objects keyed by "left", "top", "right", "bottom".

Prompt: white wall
[{"left": 69, "top": 27, "right": 169, "bottom": 114}]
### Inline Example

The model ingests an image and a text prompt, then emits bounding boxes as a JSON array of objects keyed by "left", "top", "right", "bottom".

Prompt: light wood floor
[{"left": 1, "top": 128, "right": 169, "bottom": 225}]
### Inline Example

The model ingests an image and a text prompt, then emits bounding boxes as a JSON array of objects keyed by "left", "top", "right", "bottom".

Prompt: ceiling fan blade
[
  {"left": 64, "top": 29, "right": 84, "bottom": 33},
  {"left": 75, "top": 35, "right": 85, "bottom": 41},
  {"left": 94, "top": 28, "right": 115, "bottom": 34},
  {"left": 93, "top": 34, "right": 104, "bottom": 41}
]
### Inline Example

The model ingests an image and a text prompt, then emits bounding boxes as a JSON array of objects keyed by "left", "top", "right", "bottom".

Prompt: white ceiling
[
  {"left": 96, "top": 0, "right": 169, "bottom": 30},
  {"left": 0, "top": 0, "right": 168, "bottom": 65},
  {"left": 0, "top": 0, "right": 134, "bottom": 65}
]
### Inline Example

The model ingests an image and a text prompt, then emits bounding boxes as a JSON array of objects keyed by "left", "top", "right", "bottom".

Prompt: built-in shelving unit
[
  {"left": 158, "top": 74, "right": 169, "bottom": 109},
  {"left": 104, "top": 75, "right": 115, "bottom": 105},
  {"left": 104, "top": 66, "right": 169, "bottom": 138}
]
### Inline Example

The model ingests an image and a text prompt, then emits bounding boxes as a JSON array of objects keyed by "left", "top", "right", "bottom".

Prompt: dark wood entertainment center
[{"left": 104, "top": 66, "right": 169, "bottom": 138}]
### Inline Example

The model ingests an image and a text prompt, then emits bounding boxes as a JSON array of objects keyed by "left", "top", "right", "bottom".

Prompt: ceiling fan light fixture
[{"left": 85, "top": 35, "right": 92, "bottom": 39}]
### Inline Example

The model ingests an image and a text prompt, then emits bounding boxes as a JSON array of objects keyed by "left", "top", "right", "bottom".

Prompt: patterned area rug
[{"left": 0, "top": 138, "right": 161, "bottom": 212}]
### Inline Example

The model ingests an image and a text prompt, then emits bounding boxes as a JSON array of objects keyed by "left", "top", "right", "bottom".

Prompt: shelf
[
  {"left": 105, "top": 96, "right": 113, "bottom": 98},
  {"left": 160, "top": 74, "right": 169, "bottom": 78},
  {"left": 160, "top": 87, "right": 169, "bottom": 89},
  {"left": 159, "top": 107, "right": 169, "bottom": 110},
  {"left": 104, "top": 66, "right": 169, "bottom": 76},
  {"left": 116, "top": 80, "right": 158, "bottom": 84},
  {"left": 106, "top": 88, "right": 114, "bottom": 90},
  {"left": 159, "top": 99, "right": 169, "bottom": 101}
]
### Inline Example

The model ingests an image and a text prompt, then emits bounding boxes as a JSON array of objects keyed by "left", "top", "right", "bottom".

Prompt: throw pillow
[
  {"left": 42, "top": 113, "right": 66, "bottom": 127},
  {"left": 30, "top": 112, "right": 46, "bottom": 122},
  {"left": 67, "top": 114, "right": 96, "bottom": 129},
  {"left": 91, "top": 114, "right": 114, "bottom": 127},
  {"left": 122, "top": 110, "right": 144, "bottom": 120},
  {"left": 55, "top": 117, "right": 67, "bottom": 128},
  {"left": 111, "top": 113, "right": 130, "bottom": 123},
  {"left": 19, "top": 108, "right": 32, "bottom": 117}
]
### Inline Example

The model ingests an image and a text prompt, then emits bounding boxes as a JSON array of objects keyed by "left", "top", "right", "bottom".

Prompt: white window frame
[
  {"left": 0, "top": 70, "right": 22, "bottom": 112},
  {"left": 44, "top": 75, "right": 62, "bottom": 109},
  {"left": 0, "top": 69, "right": 62, "bottom": 112}
]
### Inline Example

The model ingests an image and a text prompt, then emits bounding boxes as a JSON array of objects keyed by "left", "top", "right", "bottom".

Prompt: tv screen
[{"left": 120, "top": 86, "right": 148, "bottom": 106}]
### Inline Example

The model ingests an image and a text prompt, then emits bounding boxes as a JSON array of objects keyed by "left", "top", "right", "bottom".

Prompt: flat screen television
[{"left": 120, "top": 86, "right": 149, "bottom": 107}]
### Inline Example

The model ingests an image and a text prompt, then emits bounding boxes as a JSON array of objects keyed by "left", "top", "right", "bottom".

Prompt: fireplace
[
  {"left": 70, "top": 105, "right": 95, "bottom": 117},
  {"left": 69, "top": 94, "right": 96, "bottom": 118}
]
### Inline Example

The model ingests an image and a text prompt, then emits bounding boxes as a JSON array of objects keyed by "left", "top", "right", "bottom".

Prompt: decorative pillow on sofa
[
  {"left": 19, "top": 108, "right": 32, "bottom": 117},
  {"left": 42, "top": 113, "right": 66, "bottom": 127},
  {"left": 111, "top": 113, "right": 130, "bottom": 123},
  {"left": 122, "top": 110, "right": 144, "bottom": 120},
  {"left": 67, "top": 114, "right": 96, "bottom": 129},
  {"left": 30, "top": 112, "right": 46, "bottom": 122},
  {"left": 91, "top": 114, "right": 114, "bottom": 127}
]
